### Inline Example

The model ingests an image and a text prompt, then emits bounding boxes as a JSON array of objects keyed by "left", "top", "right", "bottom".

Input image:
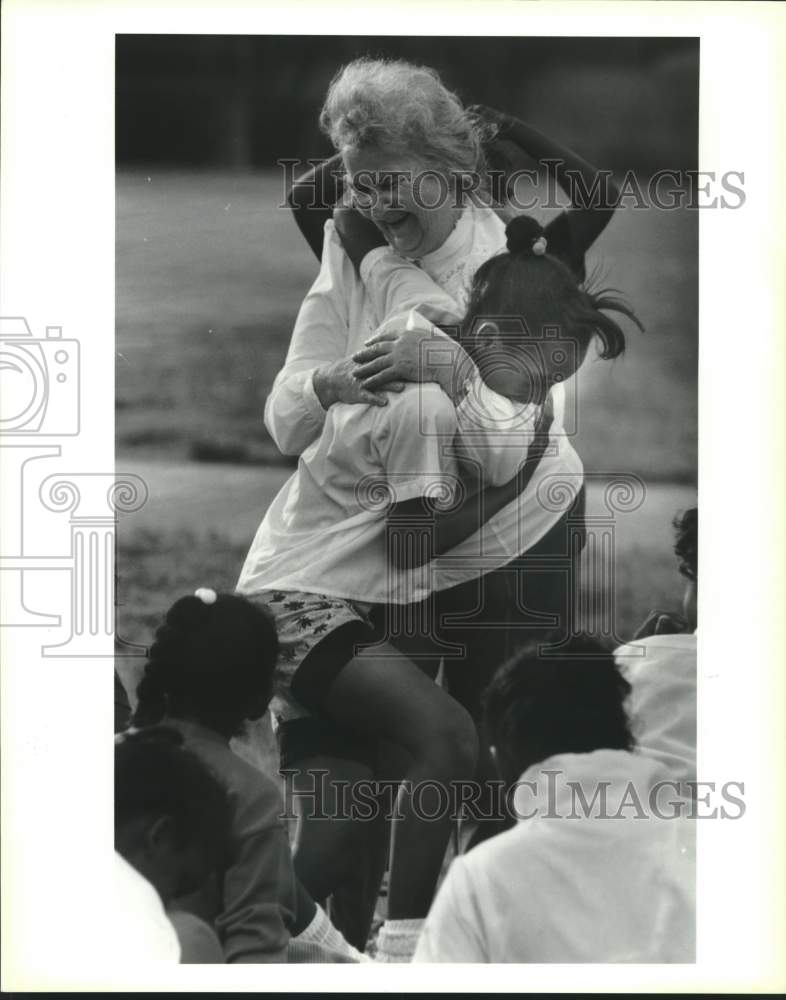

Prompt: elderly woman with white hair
[{"left": 238, "top": 57, "right": 620, "bottom": 958}]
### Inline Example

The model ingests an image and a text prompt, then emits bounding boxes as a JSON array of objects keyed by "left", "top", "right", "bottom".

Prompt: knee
[{"left": 419, "top": 703, "right": 479, "bottom": 780}]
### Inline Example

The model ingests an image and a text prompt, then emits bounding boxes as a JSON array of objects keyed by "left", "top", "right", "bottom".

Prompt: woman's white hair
[{"left": 319, "top": 57, "right": 492, "bottom": 178}]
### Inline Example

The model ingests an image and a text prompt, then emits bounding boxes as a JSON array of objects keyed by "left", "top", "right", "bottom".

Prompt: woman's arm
[
  {"left": 265, "top": 222, "right": 392, "bottom": 456},
  {"left": 287, "top": 153, "right": 345, "bottom": 262}
]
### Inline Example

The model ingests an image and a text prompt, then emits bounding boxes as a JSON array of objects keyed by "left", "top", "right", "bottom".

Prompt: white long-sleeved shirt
[
  {"left": 250, "top": 204, "right": 583, "bottom": 597},
  {"left": 415, "top": 749, "right": 696, "bottom": 963},
  {"left": 616, "top": 632, "right": 697, "bottom": 785}
]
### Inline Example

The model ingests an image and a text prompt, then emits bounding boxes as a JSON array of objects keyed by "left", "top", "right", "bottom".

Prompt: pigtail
[
  {"left": 131, "top": 591, "right": 279, "bottom": 737},
  {"left": 580, "top": 280, "right": 644, "bottom": 361},
  {"left": 132, "top": 597, "right": 208, "bottom": 727},
  {"left": 132, "top": 662, "right": 169, "bottom": 727}
]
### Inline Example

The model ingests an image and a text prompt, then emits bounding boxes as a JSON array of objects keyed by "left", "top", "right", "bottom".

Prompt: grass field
[{"left": 115, "top": 168, "right": 697, "bottom": 685}]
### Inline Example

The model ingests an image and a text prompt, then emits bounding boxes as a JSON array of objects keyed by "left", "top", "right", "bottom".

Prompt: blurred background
[
  {"left": 115, "top": 35, "right": 698, "bottom": 669},
  {"left": 117, "top": 35, "right": 698, "bottom": 173}
]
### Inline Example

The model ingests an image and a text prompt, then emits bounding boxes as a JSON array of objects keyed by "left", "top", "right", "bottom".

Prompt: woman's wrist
[{"left": 312, "top": 365, "right": 336, "bottom": 409}]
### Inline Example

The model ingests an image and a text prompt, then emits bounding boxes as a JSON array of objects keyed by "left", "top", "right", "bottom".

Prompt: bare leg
[
  {"left": 323, "top": 643, "right": 478, "bottom": 919},
  {"left": 287, "top": 755, "right": 375, "bottom": 908}
]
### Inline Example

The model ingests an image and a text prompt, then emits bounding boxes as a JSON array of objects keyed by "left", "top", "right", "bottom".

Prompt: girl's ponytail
[
  {"left": 131, "top": 595, "right": 213, "bottom": 728},
  {"left": 583, "top": 287, "right": 644, "bottom": 360},
  {"left": 130, "top": 591, "right": 278, "bottom": 736}
]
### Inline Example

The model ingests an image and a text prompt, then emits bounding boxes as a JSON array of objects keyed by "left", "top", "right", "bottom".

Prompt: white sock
[
  {"left": 374, "top": 918, "right": 424, "bottom": 963},
  {"left": 287, "top": 904, "right": 371, "bottom": 963}
]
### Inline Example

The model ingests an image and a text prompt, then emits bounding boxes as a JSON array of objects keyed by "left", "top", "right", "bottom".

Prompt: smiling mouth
[{"left": 381, "top": 211, "right": 410, "bottom": 230}]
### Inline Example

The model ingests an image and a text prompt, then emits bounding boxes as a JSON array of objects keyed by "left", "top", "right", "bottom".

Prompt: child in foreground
[
  {"left": 414, "top": 635, "right": 696, "bottom": 963},
  {"left": 127, "top": 589, "right": 368, "bottom": 963},
  {"left": 115, "top": 728, "right": 230, "bottom": 963}
]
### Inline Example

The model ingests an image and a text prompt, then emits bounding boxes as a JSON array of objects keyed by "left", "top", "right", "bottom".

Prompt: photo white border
[{"left": 2, "top": 0, "right": 785, "bottom": 992}]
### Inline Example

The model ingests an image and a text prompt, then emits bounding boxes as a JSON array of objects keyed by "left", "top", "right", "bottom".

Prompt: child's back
[
  {"left": 237, "top": 380, "right": 458, "bottom": 605},
  {"left": 162, "top": 717, "right": 296, "bottom": 964},
  {"left": 416, "top": 749, "right": 695, "bottom": 963}
]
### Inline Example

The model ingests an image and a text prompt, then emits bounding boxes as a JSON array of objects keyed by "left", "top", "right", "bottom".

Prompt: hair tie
[
  {"left": 505, "top": 215, "right": 548, "bottom": 257},
  {"left": 194, "top": 587, "right": 217, "bottom": 605}
]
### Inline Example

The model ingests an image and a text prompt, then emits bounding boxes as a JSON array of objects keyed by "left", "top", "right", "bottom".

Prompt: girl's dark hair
[
  {"left": 482, "top": 634, "right": 634, "bottom": 785},
  {"left": 673, "top": 507, "right": 698, "bottom": 582},
  {"left": 462, "top": 214, "right": 642, "bottom": 371},
  {"left": 132, "top": 593, "right": 278, "bottom": 736},
  {"left": 115, "top": 728, "right": 231, "bottom": 870}
]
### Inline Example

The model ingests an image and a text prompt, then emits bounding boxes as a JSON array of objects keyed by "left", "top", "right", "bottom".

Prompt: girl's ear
[
  {"left": 147, "top": 814, "right": 174, "bottom": 853},
  {"left": 473, "top": 319, "right": 500, "bottom": 345}
]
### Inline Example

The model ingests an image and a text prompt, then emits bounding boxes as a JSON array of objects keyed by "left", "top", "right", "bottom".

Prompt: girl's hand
[
  {"left": 313, "top": 356, "right": 405, "bottom": 409},
  {"left": 333, "top": 205, "right": 387, "bottom": 271},
  {"left": 467, "top": 103, "right": 511, "bottom": 135},
  {"left": 352, "top": 313, "right": 471, "bottom": 398}
]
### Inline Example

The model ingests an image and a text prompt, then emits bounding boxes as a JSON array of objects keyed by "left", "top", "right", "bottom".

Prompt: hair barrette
[{"left": 194, "top": 587, "right": 217, "bottom": 605}]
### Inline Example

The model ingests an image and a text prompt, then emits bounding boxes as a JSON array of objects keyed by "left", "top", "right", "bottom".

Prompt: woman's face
[{"left": 343, "top": 146, "right": 461, "bottom": 259}]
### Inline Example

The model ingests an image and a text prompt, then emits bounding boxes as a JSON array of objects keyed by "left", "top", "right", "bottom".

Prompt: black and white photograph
[{"left": 2, "top": 1, "right": 785, "bottom": 992}]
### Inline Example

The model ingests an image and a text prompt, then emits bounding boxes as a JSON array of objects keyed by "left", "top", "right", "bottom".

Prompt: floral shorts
[{"left": 245, "top": 590, "right": 379, "bottom": 724}]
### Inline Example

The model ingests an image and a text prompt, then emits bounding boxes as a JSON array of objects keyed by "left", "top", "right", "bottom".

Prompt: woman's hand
[
  {"left": 352, "top": 313, "right": 473, "bottom": 401},
  {"left": 333, "top": 206, "right": 387, "bottom": 272},
  {"left": 312, "top": 356, "right": 405, "bottom": 409}
]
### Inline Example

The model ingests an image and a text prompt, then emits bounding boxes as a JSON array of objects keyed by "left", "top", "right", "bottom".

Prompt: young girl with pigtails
[{"left": 127, "top": 587, "right": 369, "bottom": 964}]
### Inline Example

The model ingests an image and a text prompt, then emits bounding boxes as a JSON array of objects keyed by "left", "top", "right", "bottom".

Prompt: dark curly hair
[
  {"left": 132, "top": 593, "right": 278, "bottom": 738},
  {"left": 115, "top": 727, "right": 231, "bottom": 874},
  {"left": 462, "top": 221, "right": 641, "bottom": 377},
  {"left": 673, "top": 507, "right": 698, "bottom": 582},
  {"left": 482, "top": 634, "right": 634, "bottom": 785}
]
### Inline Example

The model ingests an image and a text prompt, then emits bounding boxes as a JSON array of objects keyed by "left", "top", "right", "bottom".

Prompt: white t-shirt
[
  {"left": 415, "top": 749, "right": 695, "bottom": 964},
  {"left": 238, "top": 381, "right": 460, "bottom": 604},
  {"left": 249, "top": 203, "right": 583, "bottom": 599}
]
